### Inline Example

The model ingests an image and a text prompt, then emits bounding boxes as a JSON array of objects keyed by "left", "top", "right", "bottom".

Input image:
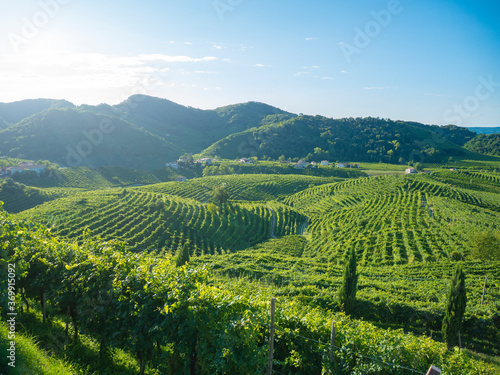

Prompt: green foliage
[
  {"left": 175, "top": 242, "right": 190, "bottom": 266},
  {"left": 464, "top": 133, "right": 500, "bottom": 156},
  {"left": 212, "top": 185, "right": 230, "bottom": 205},
  {"left": 0, "top": 108, "right": 182, "bottom": 169},
  {"left": 201, "top": 116, "right": 481, "bottom": 163},
  {"left": 442, "top": 264, "right": 467, "bottom": 349},
  {"left": 469, "top": 230, "right": 500, "bottom": 261},
  {"left": 0, "top": 208, "right": 497, "bottom": 374},
  {"left": 338, "top": 247, "right": 358, "bottom": 314}
]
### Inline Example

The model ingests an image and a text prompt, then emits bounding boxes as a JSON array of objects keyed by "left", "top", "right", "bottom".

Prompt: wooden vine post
[
  {"left": 267, "top": 297, "right": 276, "bottom": 375},
  {"left": 329, "top": 320, "right": 336, "bottom": 373}
]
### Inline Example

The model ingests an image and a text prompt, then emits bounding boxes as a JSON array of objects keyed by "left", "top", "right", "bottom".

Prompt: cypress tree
[
  {"left": 338, "top": 247, "right": 358, "bottom": 314},
  {"left": 175, "top": 243, "right": 190, "bottom": 267},
  {"left": 442, "top": 264, "right": 467, "bottom": 349}
]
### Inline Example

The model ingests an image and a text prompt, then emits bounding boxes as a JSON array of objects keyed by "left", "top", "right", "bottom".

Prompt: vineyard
[
  {"left": 2, "top": 166, "right": 500, "bottom": 373},
  {"left": 0, "top": 210, "right": 497, "bottom": 374},
  {"left": 192, "top": 236, "right": 500, "bottom": 356},
  {"left": 16, "top": 188, "right": 307, "bottom": 254},
  {"left": 136, "top": 174, "right": 340, "bottom": 202},
  {"left": 282, "top": 175, "right": 500, "bottom": 265}
]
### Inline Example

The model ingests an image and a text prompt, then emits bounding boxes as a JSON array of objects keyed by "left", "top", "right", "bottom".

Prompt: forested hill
[
  {"left": 0, "top": 108, "right": 183, "bottom": 169},
  {"left": 464, "top": 133, "right": 500, "bottom": 156},
  {"left": 80, "top": 95, "right": 295, "bottom": 153},
  {"left": 201, "top": 115, "right": 487, "bottom": 164},
  {"left": 0, "top": 117, "right": 8, "bottom": 130},
  {"left": 0, "top": 98, "right": 74, "bottom": 124}
]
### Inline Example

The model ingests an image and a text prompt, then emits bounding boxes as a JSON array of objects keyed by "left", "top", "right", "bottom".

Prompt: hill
[
  {"left": 464, "top": 133, "right": 500, "bottom": 156},
  {"left": 0, "top": 108, "right": 183, "bottom": 169},
  {"left": 16, "top": 188, "right": 307, "bottom": 253},
  {"left": 202, "top": 116, "right": 483, "bottom": 163},
  {"left": 2, "top": 200, "right": 499, "bottom": 374},
  {"left": 0, "top": 117, "right": 8, "bottom": 130},
  {"left": 0, "top": 98, "right": 74, "bottom": 124},
  {"left": 81, "top": 95, "right": 295, "bottom": 153}
]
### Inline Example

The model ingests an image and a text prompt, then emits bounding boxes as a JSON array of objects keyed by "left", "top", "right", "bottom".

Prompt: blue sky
[{"left": 0, "top": 0, "right": 499, "bottom": 126}]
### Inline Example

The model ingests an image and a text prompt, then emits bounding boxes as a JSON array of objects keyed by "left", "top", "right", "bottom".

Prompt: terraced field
[
  {"left": 136, "top": 174, "right": 340, "bottom": 202},
  {"left": 284, "top": 174, "right": 500, "bottom": 265},
  {"left": 17, "top": 189, "right": 306, "bottom": 254}
]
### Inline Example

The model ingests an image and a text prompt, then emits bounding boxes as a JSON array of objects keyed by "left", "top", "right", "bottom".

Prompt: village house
[
  {"left": 294, "top": 160, "right": 308, "bottom": 169},
  {"left": 320, "top": 160, "right": 329, "bottom": 166},
  {"left": 2, "top": 163, "right": 47, "bottom": 176},
  {"left": 336, "top": 163, "right": 346, "bottom": 168},
  {"left": 195, "top": 157, "right": 213, "bottom": 166},
  {"left": 405, "top": 168, "right": 417, "bottom": 174},
  {"left": 239, "top": 158, "right": 252, "bottom": 164},
  {"left": 175, "top": 176, "right": 187, "bottom": 182}
]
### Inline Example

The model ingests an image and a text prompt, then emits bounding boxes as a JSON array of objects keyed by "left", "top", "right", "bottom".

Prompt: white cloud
[
  {"left": 305, "top": 37, "right": 318, "bottom": 41},
  {"left": 0, "top": 50, "right": 219, "bottom": 104},
  {"left": 255, "top": 64, "right": 265, "bottom": 67},
  {"left": 184, "top": 42, "right": 193, "bottom": 45},
  {"left": 294, "top": 72, "right": 309, "bottom": 77}
]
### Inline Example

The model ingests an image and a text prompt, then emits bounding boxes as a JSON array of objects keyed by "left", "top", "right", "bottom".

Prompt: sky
[{"left": 0, "top": 0, "right": 499, "bottom": 127}]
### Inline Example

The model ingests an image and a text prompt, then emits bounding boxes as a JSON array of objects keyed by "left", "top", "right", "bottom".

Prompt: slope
[
  {"left": 464, "top": 133, "right": 500, "bottom": 156},
  {"left": 201, "top": 116, "right": 490, "bottom": 163},
  {"left": 0, "top": 98, "right": 74, "bottom": 124},
  {"left": 283, "top": 174, "right": 500, "bottom": 265},
  {"left": 0, "top": 108, "right": 183, "bottom": 169},
  {"left": 81, "top": 95, "right": 295, "bottom": 153},
  {"left": 16, "top": 189, "right": 306, "bottom": 254}
]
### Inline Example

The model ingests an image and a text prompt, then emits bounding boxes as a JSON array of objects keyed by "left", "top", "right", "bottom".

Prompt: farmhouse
[
  {"left": 239, "top": 158, "right": 252, "bottom": 164},
  {"left": 336, "top": 163, "right": 346, "bottom": 168},
  {"left": 405, "top": 168, "right": 417, "bottom": 174},
  {"left": 294, "top": 160, "right": 308, "bottom": 169},
  {"left": 175, "top": 176, "right": 187, "bottom": 182},
  {"left": 320, "top": 160, "right": 329, "bottom": 166},
  {"left": 2, "top": 163, "right": 47, "bottom": 176},
  {"left": 195, "top": 158, "right": 213, "bottom": 165}
]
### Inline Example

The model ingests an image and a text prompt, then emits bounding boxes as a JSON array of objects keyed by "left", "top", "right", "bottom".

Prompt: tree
[
  {"left": 469, "top": 230, "right": 500, "bottom": 261},
  {"left": 174, "top": 243, "right": 190, "bottom": 267},
  {"left": 212, "top": 186, "right": 229, "bottom": 206},
  {"left": 442, "top": 264, "right": 467, "bottom": 349},
  {"left": 338, "top": 247, "right": 358, "bottom": 314}
]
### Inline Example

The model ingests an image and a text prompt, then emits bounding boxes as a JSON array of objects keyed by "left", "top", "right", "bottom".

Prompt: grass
[
  {"left": 11, "top": 305, "right": 144, "bottom": 375},
  {"left": 0, "top": 321, "right": 76, "bottom": 375}
]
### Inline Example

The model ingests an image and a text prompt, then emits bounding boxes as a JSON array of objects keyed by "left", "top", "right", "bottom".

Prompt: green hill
[
  {"left": 81, "top": 95, "right": 294, "bottom": 153},
  {"left": 10, "top": 166, "right": 178, "bottom": 190},
  {"left": 0, "top": 179, "right": 76, "bottom": 213},
  {"left": 202, "top": 116, "right": 482, "bottom": 163},
  {"left": 0, "top": 98, "right": 74, "bottom": 124},
  {"left": 2, "top": 207, "right": 498, "bottom": 374},
  {"left": 0, "top": 108, "right": 183, "bottom": 169},
  {"left": 283, "top": 174, "right": 500, "bottom": 264},
  {"left": 0, "top": 117, "right": 9, "bottom": 130},
  {"left": 464, "top": 133, "right": 500, "bottom": 156},
  {"left": 16, "top": 188, "right": 306, "bottom": 253}
]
